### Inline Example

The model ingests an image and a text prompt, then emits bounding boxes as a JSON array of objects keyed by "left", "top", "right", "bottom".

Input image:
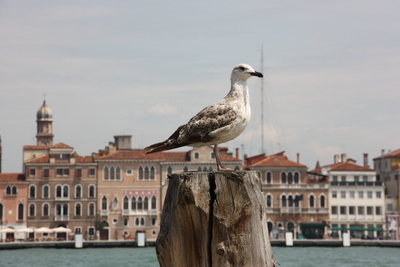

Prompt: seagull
[{"left": 145, "top": 63, "right": 263, "bottom": 171}]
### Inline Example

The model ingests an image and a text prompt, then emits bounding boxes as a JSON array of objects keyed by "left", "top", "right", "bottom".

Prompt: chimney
[
  {"left": 381, "top": 149, "right": 385, "bottom": 156},
  {"left": 363, "top": 153, "right": 369, "bottom": 168},
  {"left": 341, "top": 153, "right": 347, "bottom": 163},
  {"left": 296, "top": 153, "right": 300, "bottom": 163},
  {"left": 235, "top": 148, "right": 239, "bottom": 159},
  {"left": 114, "top": 135, "right": 132, "bottom": 150},
  {"left": 334, "top": 155, "right": 339, "bottom": 164}
]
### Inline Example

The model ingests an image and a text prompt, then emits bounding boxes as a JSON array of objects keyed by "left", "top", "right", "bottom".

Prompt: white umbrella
[
  {"left": 0, "top": 227, "right": 16, "bottom": 233},
  {"left": 52, "top": 227, "right": 72, "bottom": 233},
  {"left": 16, "top": 227, "right": 35, "bottom": 233},
  {"left": 35, "top": 227, "right": 54, "bottom": 233}
]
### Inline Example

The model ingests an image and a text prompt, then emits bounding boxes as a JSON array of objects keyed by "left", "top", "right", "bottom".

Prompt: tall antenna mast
[{"left": 260, "top": 44, "right": 265, "bottom": 154}]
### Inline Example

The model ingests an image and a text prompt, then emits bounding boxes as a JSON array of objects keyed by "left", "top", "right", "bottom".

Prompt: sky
[{"left": 1, "top": 0, "right": 399, "bottom": 173}]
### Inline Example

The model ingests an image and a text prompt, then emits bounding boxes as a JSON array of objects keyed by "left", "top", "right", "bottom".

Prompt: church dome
[{"left": 36, "top": 101, "right": 53, "bottom": 120}]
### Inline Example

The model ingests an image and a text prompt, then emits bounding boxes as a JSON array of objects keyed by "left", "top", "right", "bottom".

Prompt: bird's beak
[{"left": 251, "top": 71, "right": 263, "bottom": 78}]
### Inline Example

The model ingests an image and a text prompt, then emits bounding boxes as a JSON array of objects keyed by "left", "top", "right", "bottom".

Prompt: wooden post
[{"left": 156, "top": 171, "right": 275, "bottom": 267}]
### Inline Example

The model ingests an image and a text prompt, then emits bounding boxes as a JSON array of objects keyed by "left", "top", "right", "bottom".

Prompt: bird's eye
[{"left": 240, "top": 66, "right": 245, "bottom": 71}]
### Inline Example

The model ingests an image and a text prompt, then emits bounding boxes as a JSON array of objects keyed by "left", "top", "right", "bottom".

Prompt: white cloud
[{"left": 147, "top": 103, "right": 178, "bottom": 116}]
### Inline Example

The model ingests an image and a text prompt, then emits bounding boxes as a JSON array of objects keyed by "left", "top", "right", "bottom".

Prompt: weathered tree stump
[{"left": 156, "top": 171, "right": 275, "bottom": 267}]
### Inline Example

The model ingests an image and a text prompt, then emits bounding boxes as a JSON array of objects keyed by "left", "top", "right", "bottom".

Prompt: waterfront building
[
  {"left": 94, "top": 136, "right": 242, "bottom": 241},
  {"left": 373, "top": 149, "right": 400, "bottom": 240},
  {"left": 0, "top": 173, "right": 28, "bottom": 241},
  {"left": 244, "top": 152, "right": 329, "bottom": 239},
  {"left": 311, "top": 154, "right": 385, "bottom": 239},
  {"left": 23, "top": 101, "right": 98, "bottom": 240}
]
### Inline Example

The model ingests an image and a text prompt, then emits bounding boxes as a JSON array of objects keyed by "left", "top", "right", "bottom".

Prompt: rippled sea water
[{"left": 0, "top": 246, "right": 398, "bottom": 267}]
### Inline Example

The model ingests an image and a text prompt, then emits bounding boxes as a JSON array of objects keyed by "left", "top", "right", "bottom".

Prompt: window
[
  {"left": 89, "top": 168, "right": 95, "bottom": 177},
  {"left": 75, "top": 185, "right": 82, "bottom": 198},
  {"left": 63, "top": 185, "right": 69, "bottom": 198},
  {"left": 56, "top": 203, "right": 69, "bottom": 217},
  {"left": 131, "top": 197, "right": 136, "bottom": 210},
  {"left": 332, "top": 191, "right": 337, "bottom": 198},
  {"left": 288, "top": 172, "right": 293, "bottom": 184},
  {"left": 194, "top": 152, "right": 199, "bottom": 159},
  {"left": 144, "top": 167, "right": 149, "bottom": 180},
  {"left": 56, "top": 168, "right": 69, "bottom": 177},
  {"left": 266, "top": 172, "right": 272, "bottom": 184},
  {"left": 151, "top": 196, "right": 157, "bottom": 210},
  {"left": 354, "top": 176, "right": 359, "bottom": 182},
  {"left": 116, "top": 166, "right": 121, "bottom": 180},
  {"left": 340, "top": 191, "right": 346, "bottom": 198},
  {"left": 88, "top": 185, "right": 95, "bottom": 198},
  {"left": 349, "top": 206, "right": 355, "bottom": 215},
  {"left": 288, "top": 195, "right": 293, "bottom": 207},
  {"left": 358, "top": 191, "right": 364, "bottom": 199},
  {"left": 110, "top": 166, "right": 115, "bottom": 180},
  {"left": 6, "top": 186, "right": 11, "bottom": 195},
  {"left": 331, "top": 206, "right": 338, "bottom": 215},
  {"left": 367, "top": 191, "right": 373, "bottom": 199},
  {"left": 294, "top": 172, "right": 300, "bottom": 184},
  {"left": 349, "top": 191, "right": 355, "bottom": 198},
  {"left": 75, "top": 203, "right": 82, "bottom": 216},
  {"left": 88, "top": 203, "right": 95, "bottom": 216},
  {"left": 75, "top": 168, "right": 82, "bottom": 177},
  {"left": 29, "top": 204, "right": 35, "bottom": 217},
  {"left": 341, "top": 176, "right": 346, "bottom": 182},
  {"left": 266, "top": 195, "right": 272, "bottom": 207},
  {"left": 320, "top": 195, "right": 325, "bottom": 208},
  {"left": 56, "top": 185, "right": 62, "bottom": 198},
  {"left": 151, "top": 217, "right": 157, "bottom": 226},
  {"left": 340, "top": 206, "right": 347, "bottom": 215},
  {"left": 102, "top": 196, "right": 108, "bottom": 210},
  {"left": 281, "top": 195, "right": 287, "bottom": 207},
  {"left": 139, "top": 166, "right": 143, "bottom": 180},
  {"left": 363, "top": 175, "right": 368, "bottom": 182},
  {"left": 88, "top": 227, "right": 95, "bottom": 236},
  {"left": 376, "top": 191, "right": 382, "bottom": 198},
  {"left": 29, "top": 185, "right": 36, "bottom": 198},
  {"left": 309, "top": 195, "right": 315, "bottom": 208},
  {"left": 375, "top": 206, "right": 382, "bottom": 215},
  {"left": 104, "top": 166, "right": 109, "bottom": 180},
  {"left": 0, "top": 204, "right": 3, "bottom": 220},
  {"left": 6, "top": 185, "right": 17, "bottom": 196},
  {"left": 281, "top": 172, "right": 287, "bottom": 184},
  {"left": 150, "top": 166, "right": 155, "bottom": 180},
  {"left": 43, "top": 168, "right": 50, "bottom": 178},
  {"left": 30, "top": 168, "right": 36, "bottom": 177},
  {"left": 126, "top": 168, "right": 133, "bottom": 176},
  {"left": 332, "top": 176, "right": 338, "bottom": 182},
  {"left": 138, "top": 197, "right": 143, "bottom": 210},
  {"left": 123, "top": 196, "right": 129, "bottom": 210},
  {"left": 358, "top": 206, "right": 364, "bottom": 215},
  {"left": 144, "top": 197, "right": 149, "bottom": 210},
  {"left": 12, "top": 186, "right": 17, "bottom": 195},
  {"left": 141, "top": 218, "right": 145, "bottom": 226},
  {"left": 135, "top": 218, "right": 140, "bottom": 226},
  {"left": 43, "top": 185, "right": 50, "bottom": 198},
  {"left": 43, "top": 203, "right": 49, "bottom": 217},
  {"left": 124, "top": 218, "right": 129, "bottom": 226},
  {"left": 18, "top": 203, "right": 24, "bottom": 221},
  {"left": 367, "top": 206, "right": 373, "bottom": 215}
]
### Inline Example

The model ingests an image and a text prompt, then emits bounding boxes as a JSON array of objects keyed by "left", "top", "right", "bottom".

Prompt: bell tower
[{"left": 36, "top": 101, "right": 54, "bottom": 146}]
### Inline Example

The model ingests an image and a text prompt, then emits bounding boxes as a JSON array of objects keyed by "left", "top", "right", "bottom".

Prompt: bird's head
[{"left": 231, "top": 63, "right": 263, "bottom": 81}]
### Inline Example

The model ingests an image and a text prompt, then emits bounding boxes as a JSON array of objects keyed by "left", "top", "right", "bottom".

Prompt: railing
[
  {"left": 330, "top": 181, "right": 383, "bottom": 186},
  {"left": 55, "top": 215, "right": 69, "bottom": 221}
]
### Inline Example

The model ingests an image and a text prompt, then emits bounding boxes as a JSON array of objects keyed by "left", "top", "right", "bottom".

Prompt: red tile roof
[
  {"left": 244, "top": 151, "right": 306, "bottom": 168},
  {"left": 23, "top": 142, "right": 73, "bottom": 150},
  {"left": 25, "top": 153, "right": 94, "bottom": 164},
  {"left": 373, "top": 148, "right": 400, "bottom": 160},
  {"left": 310, "top": 161, "right": 374, "bottom": 173},
  {"left": 0, "top": 173, "right": 26, "bottom": 182}
]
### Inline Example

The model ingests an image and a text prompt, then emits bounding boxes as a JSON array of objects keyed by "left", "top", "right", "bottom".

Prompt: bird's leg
[{"left": 214, "top": 145, "right": 233, "bottom": 171}]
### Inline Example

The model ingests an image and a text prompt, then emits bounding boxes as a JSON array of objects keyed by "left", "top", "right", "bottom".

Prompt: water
[{"left": 0, "top": 246, "right": 399, "bottom": 267}]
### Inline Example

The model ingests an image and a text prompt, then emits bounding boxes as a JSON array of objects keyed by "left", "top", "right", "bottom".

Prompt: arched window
[
  {"left": 89, "top": 185, "right": 95, "bottom": 198},
  {"left": 131, "top": 197, "right": 136, "bottom": 210},
  {"left": 183, "top": 166, "right": 188, "bottom": 172},
  {"left": 63, "top": 185, "right": 69, "bottom": 198},
  {"left": 63, "top": 204, "right": 68, "bottom": 216},
  {"left": 124, "top": 217, "right": 129, "bottom": 226},
  {"left": 150, "top": 166, "right": 155, "bottom": 180},
  {"left": 88, "top": 203, "right": 95, "bottom": 216},
  {"left": 75, "top": 185, "right": 82, "bottom": 198},
  {"left": 43, "top": 185, "right": 50, "bottom": 198},
  {"left": 75, "top": 203, "right": 82, "bottom": 216},
  {"left": 0, "top": 203, "right": 3, "bottom": 220},
  {"left": 104, "top": 166, "right": 109, "bottom": 180},
  {"left": 110, "top": 166, "right": 115, "bottom": 180},
  {"left": 138, "top": 197, "right": 143, "bottom": 210},
  {"left": 140, "top": 218, "right": 145, "bottom": 226},
  {"left": 198, "top": 167, "right": 202, "bottom": 171},
  {"left": 138, "top": 166, "right": 143, "bottom": 180},
  {"left": 29, "top": 204, "right": 35, "bottom": 217},
  {"left": 29, "top": 185, "right": 36, "bottom": 198},
  {"left": 144, "top": 167, "right": 149, "bottom": 180},
  {"left": 135, "top": 218, "right": 140, "bottom": 226},
  {"left": 12, "top": 186, "right": 17, "bottom": 195},
  {"left": 288, "top": 172, "right": 293, "bottom": 184},
  {"left": 167, "top": 166, "right": 173, "bottom": 175},
  {"left": 56, "top": 185, "right": 62, "bottom": 198},
  {"left": 56, "top": 203, "right": 62, "bottom": 216},
  {"left": 294, "top": 172, "right": 300, "bottom": 184},
  {"left": 266, "top": 195, "right": 272, "bottom": 207},
  {"left": 144, "top": 197, "right": 149, "bottom": 210},
  {"left": 102, "top": 196, "right": 108, "bottom": 210},
  {"left": 320, "top": 195, "right": 326, "bottom": 208},
  {"left": 288, "top": 195, "right": 294, "bottom": 207},
  {"left": 18, "top": 203, "right": 24, "bottom": 221},
  {"left": 309, "top": 195, "right": 315, "bottom": 208},
  {"left": 43, "top": 203, "right": 49, "bottom": 217},
  {"left": 281, "top": 195, "right": 287, "bottom": 207},
  {"left": 151, "top": 196, "right": 157, "bottom": 210},
  {"left": 116, "top": 166, "right": 121, "bottom": 180},
  {"left": 281, "top": 172, "right": 287, "bottom": 184},
  {"left": 123, "top": 196, "right": 129, "bottom": 210},
  {"left": 151, "top": 217, "right": 157, "bottom": 226},
  {"left": 266, "top": 172, "right": 272, "bottom": 184},
  {"left": 6, "top": 185, "right": 11, "bottom": 195}
]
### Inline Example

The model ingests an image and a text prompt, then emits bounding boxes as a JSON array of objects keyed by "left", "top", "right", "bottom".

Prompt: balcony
[
  {"left": 330, "top": 181, "right": 383, "bottom": 187},
  {"left": 280, "top": 207, "right": 302, "bottom": 214},
  {"left": 55, "top": 215, "right": 69, "bottom": 221}
]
